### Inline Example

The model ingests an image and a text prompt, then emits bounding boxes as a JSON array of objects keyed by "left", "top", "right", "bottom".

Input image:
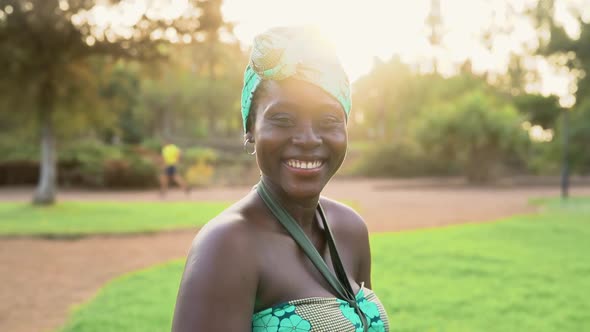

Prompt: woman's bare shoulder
[
  {"left": 172, "top": 198, "right": 259, "bottom": 331},
  {"left": 319, "top": 196, "right": 368, "bottom": 236},
  {"left": 188, "top": 195, "right": 257, "bottom": 259}
]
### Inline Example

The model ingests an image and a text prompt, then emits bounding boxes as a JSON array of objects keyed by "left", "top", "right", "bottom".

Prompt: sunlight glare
[
  {"left": 73, "top": 0, "right": 584, "bottom": 100},
  {"left": 222, "top": 0, "right": 580, "bottom": 99}
]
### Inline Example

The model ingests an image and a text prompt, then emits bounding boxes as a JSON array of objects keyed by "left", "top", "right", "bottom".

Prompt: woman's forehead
[{"left": 261, "top": 79, "right": 343, "bottom": 112}]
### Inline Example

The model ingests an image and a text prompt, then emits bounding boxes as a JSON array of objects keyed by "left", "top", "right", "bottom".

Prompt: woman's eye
[
  {"left": 272, "top": 116, "right": 295, "bottom": 127},
  {"left": 319, "top": 116, "right": 342, "bottom": 128}
]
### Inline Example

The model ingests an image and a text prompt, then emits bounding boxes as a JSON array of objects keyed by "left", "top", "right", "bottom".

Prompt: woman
[{"left": 172, "top": 26, "right": 390, "bottom": 332}]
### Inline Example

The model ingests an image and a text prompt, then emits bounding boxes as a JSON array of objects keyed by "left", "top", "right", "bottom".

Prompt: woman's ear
[{"left": 244, "top": 133, "right": 254, "bottom": 143}]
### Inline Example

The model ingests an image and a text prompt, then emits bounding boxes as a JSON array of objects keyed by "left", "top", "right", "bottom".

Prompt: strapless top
[{"left": 252, "top": 285, "right": 389, "bottom": 332}]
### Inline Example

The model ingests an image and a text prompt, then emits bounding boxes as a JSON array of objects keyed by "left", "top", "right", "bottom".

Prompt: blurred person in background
[
  {"left": 160, "top": 140, "right": 190, "bottom": 197},
  {"left": 172, "top": 26, "right": 389, "bottom": 332}
]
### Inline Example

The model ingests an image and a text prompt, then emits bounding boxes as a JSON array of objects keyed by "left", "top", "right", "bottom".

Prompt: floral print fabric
[
  {"left": 252, "top": 303, "right": 311, "bottom": 332},
  {"left": 337, "top": 288, "right": 386, "bottom": 332},
  {"left": 252, "top": 287, "right": 388, "bottom": 332}
]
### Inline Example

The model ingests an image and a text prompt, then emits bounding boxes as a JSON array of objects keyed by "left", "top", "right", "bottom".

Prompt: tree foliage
[
  {"left": 0, "top": 0, "right": 225, "bottom": 204},
  {"left": 418, "top": 91, "right": 527, "bottom": 182},
  {"left": 532, "top": 0, "right": 590, "bottom": 105},
  {"left": 350, "top": 56, "right": 532, "bottom": 182},
  {"left": 352, "top": 56, "right": 418, "bottom": 141},
  {"left": 568, "top": 101, "right": 590, "bottom": 174},
  {"left": 529, "top": 0, "right": 590, "bottom": 173},
  {"left": 136, "top": 40, "right": 246, "bottom": 142},
  {"left": 513, "top": 93, "right": 562, "bottom": 128}
]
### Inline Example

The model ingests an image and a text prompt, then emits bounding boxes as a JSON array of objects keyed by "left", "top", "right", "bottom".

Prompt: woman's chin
[{"left": 281, "top": 181, "right": 326, "bottom": 201}]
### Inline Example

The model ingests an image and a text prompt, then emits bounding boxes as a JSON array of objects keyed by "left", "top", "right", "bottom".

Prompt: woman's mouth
[{"left": 284, "top": 159, "right": 324, "bottom": 170}]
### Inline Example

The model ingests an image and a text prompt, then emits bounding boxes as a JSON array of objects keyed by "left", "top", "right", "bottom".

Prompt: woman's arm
[
  {"left": 172, "top": 220, "right": 257, "bottom": 332},
  {"left": 355, "top": 216, "right": 372, "bottom": 289},
  {"left": 322, "top": 198, "right": 373, "bottom": 289}
]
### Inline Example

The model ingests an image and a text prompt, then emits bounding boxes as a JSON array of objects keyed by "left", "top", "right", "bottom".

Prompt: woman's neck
[{"left": 259, "top": 175, "right": 320, "bottom": 232}]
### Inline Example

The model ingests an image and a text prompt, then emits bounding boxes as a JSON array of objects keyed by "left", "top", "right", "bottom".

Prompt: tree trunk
[
  {"left": 33, "top": 84, "right": 57, "bottom": 205},
  {"left": 466, "top": 145, "right": 498, "bottom": 184}
]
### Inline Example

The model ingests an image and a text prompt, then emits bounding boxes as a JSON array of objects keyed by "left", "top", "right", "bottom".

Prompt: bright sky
[
  {"left": 222, "top": 0, "right": 589, "bottom": 105},
  {"left": 79, "top": 0, "right": 589, "bottom": 105}
]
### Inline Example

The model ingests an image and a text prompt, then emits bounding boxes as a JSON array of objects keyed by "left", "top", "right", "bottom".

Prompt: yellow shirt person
[
  {"left": 160, "top": 143, "right": 189, "bottom": 197},
  {"left": 162, "top": 143, "right": 181, "bottom": 166}
]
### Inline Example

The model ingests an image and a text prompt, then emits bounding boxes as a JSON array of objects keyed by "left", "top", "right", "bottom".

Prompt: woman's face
[{"left": 250, "top": 78, "right": 348, "bottom": 200}]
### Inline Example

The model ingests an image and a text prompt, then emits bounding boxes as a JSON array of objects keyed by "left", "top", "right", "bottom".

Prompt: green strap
[
  {"left": 316, "top": 203, "right": 356, "bottom": 299},
  {"left": 256, "top": 180, "right": 368, "bottom": 331}
]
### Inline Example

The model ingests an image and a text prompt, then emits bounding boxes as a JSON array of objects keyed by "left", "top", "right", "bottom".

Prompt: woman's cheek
[{"left": 326, "top": 128, "right": 347, "bottom": 148}]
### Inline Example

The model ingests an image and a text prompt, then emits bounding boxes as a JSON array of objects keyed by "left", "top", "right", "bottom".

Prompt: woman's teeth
[{"left": 286, "top": 159, "right": 323, "bottom": 169}]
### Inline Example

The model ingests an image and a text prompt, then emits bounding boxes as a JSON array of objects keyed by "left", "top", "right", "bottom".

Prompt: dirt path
[{"left": 1, "top": 178, "right": 589, "bottom": 332}]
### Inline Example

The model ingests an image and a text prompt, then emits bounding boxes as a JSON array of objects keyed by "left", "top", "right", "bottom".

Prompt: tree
[
  {"left": 352, "top": 56, "right": 419, "bottom": 141},
  {"left": 568, "top": 99, "right": 590, "bottom": 174},
  {"left": 136, "top": 39, "right": 246, "bottom": 142},
  {"left": 100, "top": 64, "right": 142, "bottom": 144},
  {"left": 426, "top": 0, "right": 443, "bottom": 73},
  {"left": 0, "top": 0, "right": 216, "bottom": 204},
  {"left": 418, "top": 91, "right": 528, "bottom": 183},
  {"left": 530, "top": 0, "right": 590, "bottom": 105},
  {"left": 529, "top": 0, "right": 590, "bottom": 174},
  {"left": 513, "top": 93, "right": 562, "bottom": 129}
]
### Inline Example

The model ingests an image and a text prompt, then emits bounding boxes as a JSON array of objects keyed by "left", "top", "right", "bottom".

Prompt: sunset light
[
  {"left": 222, "top": 0, "right": 587, "bottom": 102},
  {"left": 3, "top": 1, "right": 590, "bottom": 331},
  {"left": 71, "top": 0, "right": 587, "bottom": 102}
]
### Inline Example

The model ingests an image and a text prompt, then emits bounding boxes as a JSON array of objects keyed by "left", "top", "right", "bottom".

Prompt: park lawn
[
  {"left": 372, "top": 196, "right": 590, "bottom": 331},
  {"left": 57, "top": 197, "right": 590, "bottom": 332},
  {"left": 0, "top": 201, "right": 230, "bottom": 236}
]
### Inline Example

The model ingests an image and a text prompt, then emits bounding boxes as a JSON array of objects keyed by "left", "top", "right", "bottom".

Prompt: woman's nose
[{"left": 292, "top": 120, "right": 322, "bottom": 148}]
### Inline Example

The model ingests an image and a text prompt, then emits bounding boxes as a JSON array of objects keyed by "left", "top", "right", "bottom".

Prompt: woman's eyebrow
[
  {"left": 265, "top": 100, "right": 299, "bottom": 113},
  {"left": 264, "top": 100, "right": 343, "bottom": 115},
  {"left": 314, "top": 102, "right": 344, "bottom": 114}
]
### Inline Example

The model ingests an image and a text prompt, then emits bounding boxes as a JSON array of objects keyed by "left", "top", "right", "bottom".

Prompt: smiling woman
[
  {"left": 171, "top": 26, "right": 389, "bottom": 332},
  {"left": 249, "top": 79, "right": 348, "bottom": 199}
]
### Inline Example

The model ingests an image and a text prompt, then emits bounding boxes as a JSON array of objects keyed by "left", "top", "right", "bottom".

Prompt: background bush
[
  {"left": 0, "top": 140, "right": 262, "bottom": 188},
  {"left": 347, "top": 141, "right": 459, "bottom": 178},
  {"left": 0, "top": 141, "right": 158, "bottom": 188}
]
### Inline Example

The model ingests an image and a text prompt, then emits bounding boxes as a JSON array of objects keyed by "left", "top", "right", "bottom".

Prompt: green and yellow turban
[{"left": 241, "top": 26, "right": 351, "bottom": 132}]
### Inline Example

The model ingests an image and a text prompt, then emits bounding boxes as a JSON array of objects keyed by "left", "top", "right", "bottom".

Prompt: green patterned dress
[{"left": 252, "top": 285, "right": 389, "bottom": 332}]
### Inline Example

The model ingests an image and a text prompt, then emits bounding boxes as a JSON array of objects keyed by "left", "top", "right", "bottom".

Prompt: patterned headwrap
[{"left": 241, "top": 26, "right": 351, "bottom": 132}]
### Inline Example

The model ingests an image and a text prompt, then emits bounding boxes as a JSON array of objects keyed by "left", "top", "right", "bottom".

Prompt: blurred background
[{"left": 1, "top": 1, "right": 589, "bottom": 332}]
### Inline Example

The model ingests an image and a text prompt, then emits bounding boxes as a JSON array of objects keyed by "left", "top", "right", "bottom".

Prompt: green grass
[
  {"left": 371, "top": 196, "right": 590, "bottom": 331},
  {"left": 57, "top": 197, "right": 590, "bottom": 331},
  {"left": 59, "top": 260, "right": 185, "bottom": 332},
  {"left": 0, "top": 201, "right": 229, "bottom": 236}
]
